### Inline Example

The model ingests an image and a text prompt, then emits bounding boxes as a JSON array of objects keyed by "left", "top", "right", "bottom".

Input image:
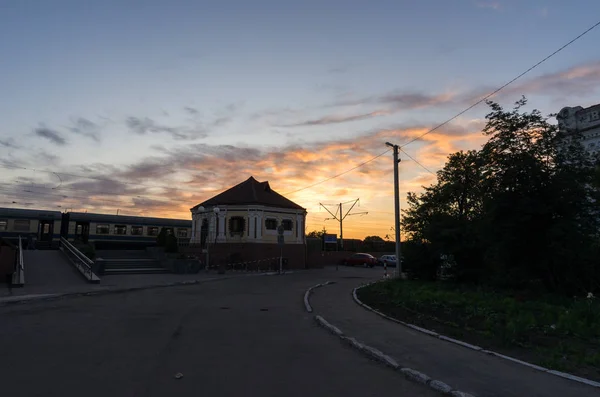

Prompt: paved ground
[
  {"left": 22, "top": 250, "right": 85, "bottom": 289},
  {"left": 0, "top": 267, "right": 437, "bottom": 397},
  {"left": 311, "top": 277, "right": 599, "bottom": 397},
  {"left": 3, "top": 249, "right": 263, "bottom": 300}
]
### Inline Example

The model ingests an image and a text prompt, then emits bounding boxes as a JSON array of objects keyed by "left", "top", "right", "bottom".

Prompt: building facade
[
  {"left": 188, "top": 177, "right": 308, "bottom": 269},
  {"left": 557, "top": 103, "right": 600, "bottom": 155}
]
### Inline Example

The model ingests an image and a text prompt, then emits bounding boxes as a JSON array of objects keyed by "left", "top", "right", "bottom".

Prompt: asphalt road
[{"left": 0, "top": 268, "right": 437, "bottom": 397}]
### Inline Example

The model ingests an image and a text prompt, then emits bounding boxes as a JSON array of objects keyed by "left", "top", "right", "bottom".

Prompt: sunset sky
[{"left": 1, "top": 0, "right": 600, "bottom": 239}]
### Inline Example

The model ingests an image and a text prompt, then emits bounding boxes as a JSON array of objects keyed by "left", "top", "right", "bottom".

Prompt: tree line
[{"left": 401, "top": 98, "right": 600, "bottom": 296}]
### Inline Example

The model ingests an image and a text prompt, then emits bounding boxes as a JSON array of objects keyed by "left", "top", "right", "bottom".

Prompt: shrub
[{"left": 165, "top": 233, "right": 178, "bottom": 253}]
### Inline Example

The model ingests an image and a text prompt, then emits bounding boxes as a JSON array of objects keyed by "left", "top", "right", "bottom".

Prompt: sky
[{"left": 1, "top": 0, "right": 600, "bottom": 240}]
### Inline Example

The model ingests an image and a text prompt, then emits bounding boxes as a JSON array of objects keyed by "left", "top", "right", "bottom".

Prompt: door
[
  {"left": 76, "top": 222, "right": 90, "bottom": 243},
  {"left": 39, "top": 221, "right": 54, "bottom": 242}
]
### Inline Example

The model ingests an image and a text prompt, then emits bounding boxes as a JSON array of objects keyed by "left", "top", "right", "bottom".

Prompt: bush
[
  {"left": 74, "top": 242, "right": 96, "bottom": 260},
  {"left": 402, "top": 240, "right": 440, "bottom": 281},
  {"left": 156, "top": 228, "right": 167, "bottom": 247},
  {"left": 165, "top": 233, "right": 178, "bottom": 253}
]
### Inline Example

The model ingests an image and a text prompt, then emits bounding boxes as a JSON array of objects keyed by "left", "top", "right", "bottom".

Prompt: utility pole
[
  {"left": 320, "top": 199, "right": 368, "bottom": 250},
  {"left": 385, "top": 142, "right": 402, "bottom": 277}
]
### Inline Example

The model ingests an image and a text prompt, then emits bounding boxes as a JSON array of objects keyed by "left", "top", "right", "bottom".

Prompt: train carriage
[
  {"left": 0, "top": 207, "right": 63, "bottom": 248},
  {"left": 61, "top": 212, "right": 192, "bottom": 249}
]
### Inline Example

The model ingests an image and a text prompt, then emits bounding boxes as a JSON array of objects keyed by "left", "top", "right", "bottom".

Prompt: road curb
[
  {"left": 309, "top": 280, "right": 476, "bottom": 396},
  {"left": 313, "top": 313, "right": 475, "bottom": 397},
  {"left": 353, "top": 281, "right": 600, "bottom": 390},
  {"left": 303, "top": 281, "right": 334, "bottom": 313},
  {"left": 1, "top": 271, "right": 301, "bottom": 307}
]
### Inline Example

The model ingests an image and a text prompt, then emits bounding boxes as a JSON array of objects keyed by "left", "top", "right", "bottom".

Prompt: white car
[{"left": 378, "top": 255, "right": 397, "bottom": 267}]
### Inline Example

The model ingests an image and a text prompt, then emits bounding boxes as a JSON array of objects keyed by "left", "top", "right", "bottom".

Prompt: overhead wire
[
  {"left": 399, "top": 19, "right": 600, "bottom": 148},
  {"left": 286, "top": 19, "right": 600, "bottom": 196}
]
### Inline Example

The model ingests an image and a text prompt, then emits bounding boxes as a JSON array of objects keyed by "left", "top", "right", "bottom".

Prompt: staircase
[{"left": 96, "top": 250, "right": 168, "bottom": 275}]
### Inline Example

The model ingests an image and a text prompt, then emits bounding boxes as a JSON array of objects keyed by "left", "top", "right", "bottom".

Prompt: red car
[{"left": 342, "top": 253, "right": 377, "bottom": 268}]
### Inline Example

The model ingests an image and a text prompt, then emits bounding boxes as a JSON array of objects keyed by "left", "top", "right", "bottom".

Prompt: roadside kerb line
[
  {"left": 303, "top": 281, "right": 334, "bottom": 313},
  {"left": 1, "top": 270, "right": 301, "bottom": 307},
  {"left": 306, "top": 281, "right": 477, "bottom": 397},
  {"left": 352, "top": 281, "right": 600, "bottom": 390}
]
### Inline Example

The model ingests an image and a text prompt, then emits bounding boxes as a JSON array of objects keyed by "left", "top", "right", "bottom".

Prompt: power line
[
  {"left": 283, "top": 148, "right": 391, "bottom": 195},
  {"left": 283, "top": 19, "right": 600, "bottom": 197},
  {"left": 399, "top": 148, "right": 435, "bottom": 175},
  {"left": 400, "top": 19, "right": 600, "bottom": 148}
]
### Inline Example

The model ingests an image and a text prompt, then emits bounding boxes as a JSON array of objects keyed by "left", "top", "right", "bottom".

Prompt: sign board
[
  {"left": 324, "top": 234, "right": 337, "bottom": 244},
  {"left": 277, "top": 234, "right": 284, "bottom": 246},
  {"left": 277, "top": 224, "right": 285, "bottom": 236}
]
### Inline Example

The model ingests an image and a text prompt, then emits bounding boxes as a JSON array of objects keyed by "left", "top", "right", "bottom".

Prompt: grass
[{"left": 358, "top": 280, "right": 600, "bottom": 381}]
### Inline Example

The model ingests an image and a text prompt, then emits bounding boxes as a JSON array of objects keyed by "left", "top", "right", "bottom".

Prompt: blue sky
[{"left": 1, "top": 0, "right": 599, "bottom": 238}]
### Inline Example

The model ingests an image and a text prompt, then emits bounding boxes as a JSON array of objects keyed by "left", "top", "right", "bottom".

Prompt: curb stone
[
  {"left": 303, "top": 281, "right": 334, "bottom": 313},
  {"left": 1, "top": 271, "right": 301, "bottom": 307},
  {"left": 352, "top": 282, "right": 600, "bottom": 390},
  {"left": 309, "top": 281, "right": 477, "bottom": 396}
]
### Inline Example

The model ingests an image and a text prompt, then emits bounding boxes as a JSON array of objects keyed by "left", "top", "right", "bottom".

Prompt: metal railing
[
  {"left": 59, "top": 237, "right": 100, "bottom": 283},
  {"left": 12, "top": 236, "right": 25, "bottom": 286}
]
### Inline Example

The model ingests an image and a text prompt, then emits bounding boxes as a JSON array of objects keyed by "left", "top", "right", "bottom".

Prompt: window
[
  {"left": 14, "top": 220, "right": 30, "bottom": 231},
  {"left": 147, "top": 227, "right": 159, "bottom": 236},
  {"left": 131, "top": 226, "right": 143, "bottom": 235},
  {"left": 114, "top": 225, "right": 127, "bottom": 235},
  {"left": 0, "top": 220, "right": 7, "bottom": 231},
  {"left": 96, "top": 224, "right": 110, "bottom": 234},
  {"left": 42, "top": 223, "right": 50, "bottom": 234},
  {"left": 164, "top": 228, "right": 174, "bottom": 235},
  {"left": 265, "top": 218, "right": 277, "bottom": 230},
  {"left": 281, "top": 219, "right": 293, "bottom": 231},
  {"left": 177, "top": 228, "right": 188, "bottom": 238},
  {"left": 228, "top": 217, "right": 245, "bottom": 236}
]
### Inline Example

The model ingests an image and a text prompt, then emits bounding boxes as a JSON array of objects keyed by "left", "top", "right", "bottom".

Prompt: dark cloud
[
  {"left": 36, "top": 150, "right": 61, "bottom": 166},
  {"left": 0, "top": 138, "right": 19, "bottom": 149},
  {"left": 68, "top": 117, "right": 101, "bottom": 142},
  {"left": 333, "top": 91, "right": 454, "bottom": 109},
  {"left": 184, "top": 106, "right": 199, "bottom": 115},
  {"left": 282, "top": 111, "right": 389, "bottom": 127},
  {"left": 34, "top": 127, "right": 67, "bottom": 146},
  {"left": 125, "top": 116, "right": 208, "bottom": 140}
]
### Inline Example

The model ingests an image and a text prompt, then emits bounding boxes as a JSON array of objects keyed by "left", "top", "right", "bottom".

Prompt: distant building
[
  {"left": 557, "top": 103, "right": 600, "bottom": 156},
  {"left": 188, "top": 176, "right": 308, "bottom": 269}
]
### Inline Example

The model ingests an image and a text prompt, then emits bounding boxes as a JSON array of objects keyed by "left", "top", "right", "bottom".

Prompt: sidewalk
[
  {"left": 311, "top": 280, "right": 598, "bottom": 397},
  {"left": 0, "top": 271, "right": 263, "bottom": 305}
]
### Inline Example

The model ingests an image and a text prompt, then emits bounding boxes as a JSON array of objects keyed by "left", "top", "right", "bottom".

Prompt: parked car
[
  {"left": 342, "top": 253, "right": 377, "bottom": 267},
  {"left": 378, "top": 254, "right": 397, "bottom": 267}
]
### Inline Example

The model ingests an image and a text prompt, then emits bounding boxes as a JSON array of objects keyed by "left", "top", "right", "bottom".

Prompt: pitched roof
[{"left": 191, "top": 177, "right": 305, "bottom": 211}]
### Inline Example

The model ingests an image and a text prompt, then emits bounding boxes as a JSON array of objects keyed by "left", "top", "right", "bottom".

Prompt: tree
[
  {"left": 402, "top": 97, "right": 600, "bottom": 294},
  {"left": 307, "top": 227, "right": 327, "bottom": 239}
]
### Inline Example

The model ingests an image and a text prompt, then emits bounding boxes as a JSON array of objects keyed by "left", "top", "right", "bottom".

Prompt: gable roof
[{"left": 191, "top": 177, "right": 305, "bottom": 211}]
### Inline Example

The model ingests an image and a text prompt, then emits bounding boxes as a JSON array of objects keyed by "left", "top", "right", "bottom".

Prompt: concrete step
[{"left": 103, "top": 267, "right": 169, "bottom": 275}]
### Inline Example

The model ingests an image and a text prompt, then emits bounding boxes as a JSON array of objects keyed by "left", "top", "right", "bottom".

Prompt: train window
[
  {"left": 96, "top": 224, "right": 110, "bottom": 234},
  {"left": 131, "top": 226, "right": 143, "bottom": 235},
  {"left": 147, "top": 227, "right": 159, "bottom": 236},
  {"left": 114, "top": 225, "right": 127, "bottom": 235},
  {"left": 14, "top": 220, "right": 30, "bottom": 232},
  {"left": 177, "top": 228, "right": 188, "bottom": 238},
  {"left": 0, "top": 219, "right": 6, "bottom": 231}
]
